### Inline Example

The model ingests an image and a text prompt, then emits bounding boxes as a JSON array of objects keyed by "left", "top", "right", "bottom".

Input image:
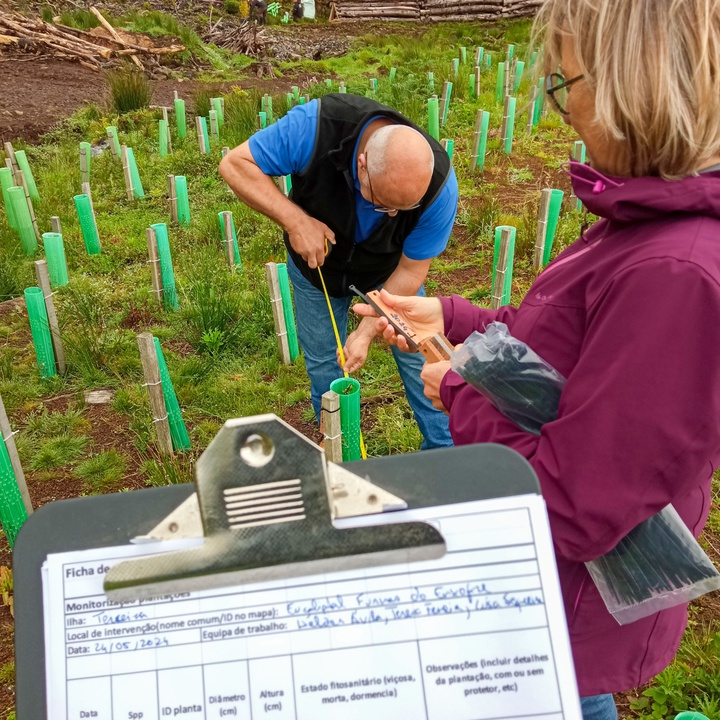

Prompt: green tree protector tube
[
  {"left": 476, "top": 110, "right": 490, "bottom": 173},
  {"left": 73, "top": 194, "right": 101, "bottom": 255},
  {"left": 42, "top": 232, "right": 69, "bottom": 287},
  {"left": 125, "top": 148, "right": 145, "bottom": 199},
  {"left": 14, "top": 150, "right": 39, "bottom": 201},
  {"left": 534, "top": 77, "right": 545, "bottom": 125},
  {"left": 428, "top": 71, "right": 434, "bottom": 92},
  {"left": 292, "top": 86, "right": 300, "bottom": 101},
  {"left": 153, "top": 337, "right": 191, "bottom": 451},
  {"left": 504, "top": 97, "right": 517, "bottom": 154},
  {"left": 427, "top": 97, "right": 440, "bottom": 141},
  {"left": 79, "top": 141, "right": 92, "bottom": 181},
  {"left": 0, "top": 437, "right": 28, "bottom": 547},
  {"left": 174, "top": 98, "right": 187, "bottom": 138},
  {"left": 276, "top": 263, "right": 299, "bottom": 362},
  {"left": 24, "top": 286, "right": 57, "bottom": 378},
  {"left": 506, "top": 44, "right": 515, "bottom": 62},
  {"left": 477, "top": 46, "right": 485, "bottom": 65},
  {"left": 217, "top": 211, "right": 241, "bottom": 268},
  {"left": 442, "top": 82, "right": 453, "bottom": 125},
  {"left": 174, "top": 176, "right": 191, "bottom": 226},
  {"left": 329, "top": 377, "right": 362, "bottom": 462},
  {"left": 495, "top": 62, "right": 505, "bottom": 103},
  {"left": 543, "top": 190, "right": 564, "bottom": 266},
  {"left": 325, "top": 78, "right": 332, "bottom": 87},
  {"left": 486, "top": 54, "right": 492, "bottom": 68},
  {"left": 299, "top": 97, "right": 306, "bottom": 106},
  {"left": 287, "top": 92, "right": 294, "bottom": 107},
  {"left": 530, "top": 51, "right": 538, "bottom": 68},
  {"left": 151, "top": 223, "right": 179, "bottom": 311},
  {"left": 389, "top": 67, "right": 396, "bottom": 82},
  {"left": 492, "top": 226, "right": 517, "bottom": 305},
  {"left": 452, "top": 58, "right": 459, "bottom": 77},
  {"left": 106, "top": 126, "right": 121, "bottom": 157},
  {"left": 513, "top": 61, "right": 525, "bottom": 92},
  {"left": 258, "top": 112, "right": 267, "bottom": 129},
  {"left": 200, "top": 116, "right": 210, "bottom": 151},
  {"left": 266, "top": 96, "right": 274, "bottom": 123},
  {"left": 212, "top": 97, "right": 224, "bottom": 128},
  {"left": 8, "top": 186, "right": 37, "bottom": 255},
  {"left": 159, "top": 119, "right": 169, "bottom": 157},
  {"left": 0, "top": 167, "right": 17, "bottom": 230},
  {"left": 468, "top": 73, "right": 475, "bottom": 99},
  {"left": 459, "top": 46, "right": 467, "bottom": 64},
  {"left": 444, "top": 139, "right": 455, "bottom": 160}
]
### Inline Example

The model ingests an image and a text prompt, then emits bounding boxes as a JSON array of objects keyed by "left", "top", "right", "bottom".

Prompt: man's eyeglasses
[
  {"left": 545, "top": 73, "right": 584, "bottom": 115},
  {"left": 365, "top": 154, "right": 422, "bottom": 214}
]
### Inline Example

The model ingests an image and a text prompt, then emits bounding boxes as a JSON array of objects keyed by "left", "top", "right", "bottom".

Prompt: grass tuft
[
  {"left": 74, "top": 450, "right": 128, "bottom": 492},
  {"left": 108, "top": 69, "right": 151, "bottom": 115}
]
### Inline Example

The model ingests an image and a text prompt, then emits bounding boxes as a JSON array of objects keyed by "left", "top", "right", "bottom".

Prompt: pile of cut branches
[
  {"left": 203, "top": 20, "right": 267, "bottom": 57},
  {"left": 0, "top": 9, "right": 185, "bottom": 71}
]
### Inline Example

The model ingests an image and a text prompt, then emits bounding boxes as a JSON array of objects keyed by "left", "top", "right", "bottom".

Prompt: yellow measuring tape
[{"left": 317, "top": 248, "right": 367, "bottom": 460}]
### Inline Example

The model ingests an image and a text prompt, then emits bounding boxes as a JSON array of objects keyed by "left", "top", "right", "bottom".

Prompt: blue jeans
[
  {"left": 580, "top": 694, "right": 618, "bottom": 720},
  {"left": 287, "top": 257, "right": 453, "bottom": 449}
]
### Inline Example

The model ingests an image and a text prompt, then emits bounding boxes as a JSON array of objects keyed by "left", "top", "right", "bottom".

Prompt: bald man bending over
[{"left": 220, "top": 94, "right": 458, "bottom": 449}]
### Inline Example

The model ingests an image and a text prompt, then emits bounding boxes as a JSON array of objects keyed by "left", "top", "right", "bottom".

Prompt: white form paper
[{"left": 43, "top": 494, "right": 582, "bottom": 720}]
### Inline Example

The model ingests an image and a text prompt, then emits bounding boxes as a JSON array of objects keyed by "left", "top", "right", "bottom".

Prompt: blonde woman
[{"left": 356, "top": 1, "right": 720, "bottom": 718}]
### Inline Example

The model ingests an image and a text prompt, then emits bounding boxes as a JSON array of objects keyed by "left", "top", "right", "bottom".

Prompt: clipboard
[{"left": 14, "top": 415, "right": 582, "bottom": 720}]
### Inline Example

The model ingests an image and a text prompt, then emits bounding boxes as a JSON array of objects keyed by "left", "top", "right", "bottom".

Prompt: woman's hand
[
  {"left": 420, "top": 360, "right": 451, "bottom": 414},
  {"left": 353, "top": 289, "right": 444, "bottom": 352}
]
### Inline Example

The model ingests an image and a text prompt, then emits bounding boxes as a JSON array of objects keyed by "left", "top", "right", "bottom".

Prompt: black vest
[{"left": 285, "top": 94, "right": 452, "bottom": 297}]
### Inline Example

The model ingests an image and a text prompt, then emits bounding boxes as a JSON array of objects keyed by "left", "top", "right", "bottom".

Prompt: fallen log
[{"left": 89, "top": 6, "right": 143, "bottom": 70}]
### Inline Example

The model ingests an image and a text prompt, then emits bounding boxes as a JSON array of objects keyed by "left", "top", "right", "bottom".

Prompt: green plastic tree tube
[
  {"left": 200, "top": 116, "right": 210, "bottom": 151},
  {"left": 0, "top": 437, "right": 28, "bottom": 547},
  {"left": 0, "top": 167, "right": 17, "bottom": 230},
  {"left": 24, "top": 286, "right": 57, "bottom": 378},
  {"left": 8, "top": 186, "right": 37, "bottom": 255},
  {"left": 459, "top": 46, "right": 467, "bottom": 64},
  {"left": 477, "top": 46, "right": 484, "bottom": 65},
  {"left": 266, "top": 96, "right": 274, "bottom": 123},
  {"left": 468, "top": 73, "right": 475, "bottom": 99},
  {"left": 534, "top": 77, "right": 545, "bottom": 125},
  {"left": 258, "top": 111, "right": 267, "bottom": 129},
  {"left": 325, "top": 78, "right": 332, "bottom": 87},
  {"left": 428, "top": 71, "right": 434, "bottom": 92},
  {"left": 292, "top": 86, "right": 300, "bottom": 101},
  {"left": 159, "top": 119, "right": 169, "bottom": 157},
  {"left": 506, "top": 44, "right": 515, "bottom": 62},
  {"left": 175, "top": 175, "right": 191, "bottom": 226},
  {"left": 14, "top": 150, "right": 39, "bottom": 201},
  {"left": 43, "top": 232, "right": 69, "bottom": 287},
  {"left": 339, "top": 85, "right": 347, "bottom": 94},
  {"left": 125, "top": 147, "right": 145, "bottom": 199},
  {"left": 286, "top": 92, "right": 294, "bottom": 107},
  {"left": 217, "top": 211, "right": 241, "bottom": 267},
  {"left": 486, "top": 54, "right": 492, "bottom": 68},
  {"left": 151, "top": 223, "right": 179, "bottom": 311},
  {"left": 389, "top": 67, "right": 396, "bottom": 82},
  {"left": 73, "top": 194, "right": 101, "bottom": 255},
  {"left": 444, "top": 139, "right": 455, "bottom": 160},
  {"left": 299, "top": 97, "right": 306, "bottom": 106},
  {"left": 513, "top": 61, "right": 525, "bottom": 92},
  {"left": 543, "top": 190, "right": 565, "bottom": 266},
  {"left": 174, "top": 98, "right": 187, "bottom": 138},
  {"left": 427, "top": 97, "right": 440, "bottom": 141},
  {"left": 79, "top": 141, "right": 92, "bottom": 181},
  {"left": 530, "top": 50, "right": 538, "bottom": 68},
  {"left": 574, "top": 141, "right": 586, "bottom": 209},
  {"left": 504, "top": 97, "right": 517, "bottom": 154},
  {"left": 153, "top": 337, "right": 191, "bottom": 451},
  {"left": 495, "top": 62, "right": 505, "bottom": 103},
  {"left": 212, "top": 97, "right": 224, "bottom": 128},
  {"left": 106, "top": 126, "right": 121, "bottom": 157},
  {"left": 329, "top": 377, "right": 362, "bottom": 462},
  {"left": 475, "top": 110, "right": 490, "bottom": 173},
  {"left": 492, "top": 226, "right": 516, "bottom": 306},
  {"left": 276, "top": 263, "right": 299, "bottom": 362},
  {"left": 442, "top": 82, "right": 453, "bottom": 125},
  {"left": 452, "top": 58, "right": 459, "bottom": 77}
]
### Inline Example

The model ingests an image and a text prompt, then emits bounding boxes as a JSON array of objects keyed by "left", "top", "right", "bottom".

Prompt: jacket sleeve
[
  {"left": 440, "top": 294, "right": 519, "bottom": 344},
  {"left": 441, "top": 259, "right": 720, "bottom": 563}
]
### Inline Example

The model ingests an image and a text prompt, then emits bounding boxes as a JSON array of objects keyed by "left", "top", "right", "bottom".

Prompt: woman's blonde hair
[{"left": 536, "top": 0, "right": 720, "bottom": 178}]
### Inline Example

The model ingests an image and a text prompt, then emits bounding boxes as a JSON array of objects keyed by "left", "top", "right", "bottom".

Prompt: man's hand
[
  {"left": 339, "top": 318, "right": 376, "bottom": 373},
  {"left": 420, "top": 360, "right": 451, "bottom": 414},
  {"left": 286, "top": 213, "right": 335, "bottom": 269},
  {"left": 353, "top": 289, "right": 444, "bottom": 352}
]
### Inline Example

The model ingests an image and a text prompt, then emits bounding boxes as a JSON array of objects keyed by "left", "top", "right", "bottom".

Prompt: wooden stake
[
  {"left": 534, "top": 189, "right": 552, "bottom": 271},
  {"left": 474, "top": 66, "right": 481, "bottom": 98},
  {"left": 137, "top": 332, "right": 173, "bottom": 456},
  {"left": 173, "top": 90, "right": 179, "bottom": 100},
  {"left": 439, "top": 81, "right": 451, "bottom": 126},
  {"left": 3, "top": 142, "right": 18, "bottom": 173},
  {"left": 80, "top": 143, "right": 90, "bottom": 184},
  {"left": 146, "top": 227, "right": 163, "bottom": 304},
  {"left": 34, "top": 260, "right": 66, "bottom": 374},
  {"left": 0, "top": 393, "right": 32, "bottom": 515},
  {"left": 167, "top": 174, "right": 178, "bottom": 223},
  {"left": 195, "top": 116, "right": 207, "bottom": 154},
  {"left": 503, "top": 60, "right": 510, "bottom": 99},
  {"left": 4, "top": 158, "right": 12, "bottom": 172},
  {"left": 106, "top": 127, "right": 119, "bottom": 159},
  {"left": 321, "top": 390, "right": 343, "bottom": 463},
  {"left": 50, "top": 216, "right": 62, "bottom": 234},
  {"left": 220, "top": 211, "right": 236, "bottom": 269},
  {"left": 265, "top": 262, "right": 291, "bottom": 365},
  {"left": 490, "top": 228, "right": 512, "bottom": 310},
  {"left": 90, "top": 6, "right": 143, "bottom": 70},
  {"left": 500, "top": 95, "right": 510, "bottom": 145},
  {"left": 81, "top": 181, "right": 94, "bottom": 215},
  {"left": 161, "top": 107, "right": 173, "bottom": 153},
  {"left": 120, "top": 145, "right": 134, "bottom": 201},
  {"left": 470, "top": 110, "right": 483, "bottom": 173},
  {"left": 15, "top": 169, "right": 41, "bottom": 243}
]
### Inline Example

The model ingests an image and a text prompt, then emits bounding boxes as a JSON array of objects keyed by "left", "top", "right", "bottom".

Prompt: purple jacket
[{"left": 439, "top": 163, "right": 720, "bottom": 696}]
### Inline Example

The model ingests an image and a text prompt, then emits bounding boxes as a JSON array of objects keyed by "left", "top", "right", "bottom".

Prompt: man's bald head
[{"left": 364, "top": 125, "right": 434, "bottom": 209}]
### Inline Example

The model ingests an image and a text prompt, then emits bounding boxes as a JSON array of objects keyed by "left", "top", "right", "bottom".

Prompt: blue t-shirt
[{"left": 248, "top": 99, "right": 458, "bottom": 261}]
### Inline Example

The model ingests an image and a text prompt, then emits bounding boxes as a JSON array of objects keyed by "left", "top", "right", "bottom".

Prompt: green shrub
[
  {"left": 225, "top": 0, "right": 241, "bottom": 14},
  {"left": 108, "top": 69, "right": 151, "bottom": 114}
]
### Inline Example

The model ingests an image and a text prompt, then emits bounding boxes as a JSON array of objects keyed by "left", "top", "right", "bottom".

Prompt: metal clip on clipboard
[{"left": 103, "top": 415, "right": 446, "bottom": 601}]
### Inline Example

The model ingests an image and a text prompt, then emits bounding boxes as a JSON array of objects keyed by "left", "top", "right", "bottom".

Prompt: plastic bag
[
  {"left": 450, "top": 322, "right": 566, "bottom": 435},
  {"left": 450, "top": 321, "right": 720, "bottom": 624}
]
